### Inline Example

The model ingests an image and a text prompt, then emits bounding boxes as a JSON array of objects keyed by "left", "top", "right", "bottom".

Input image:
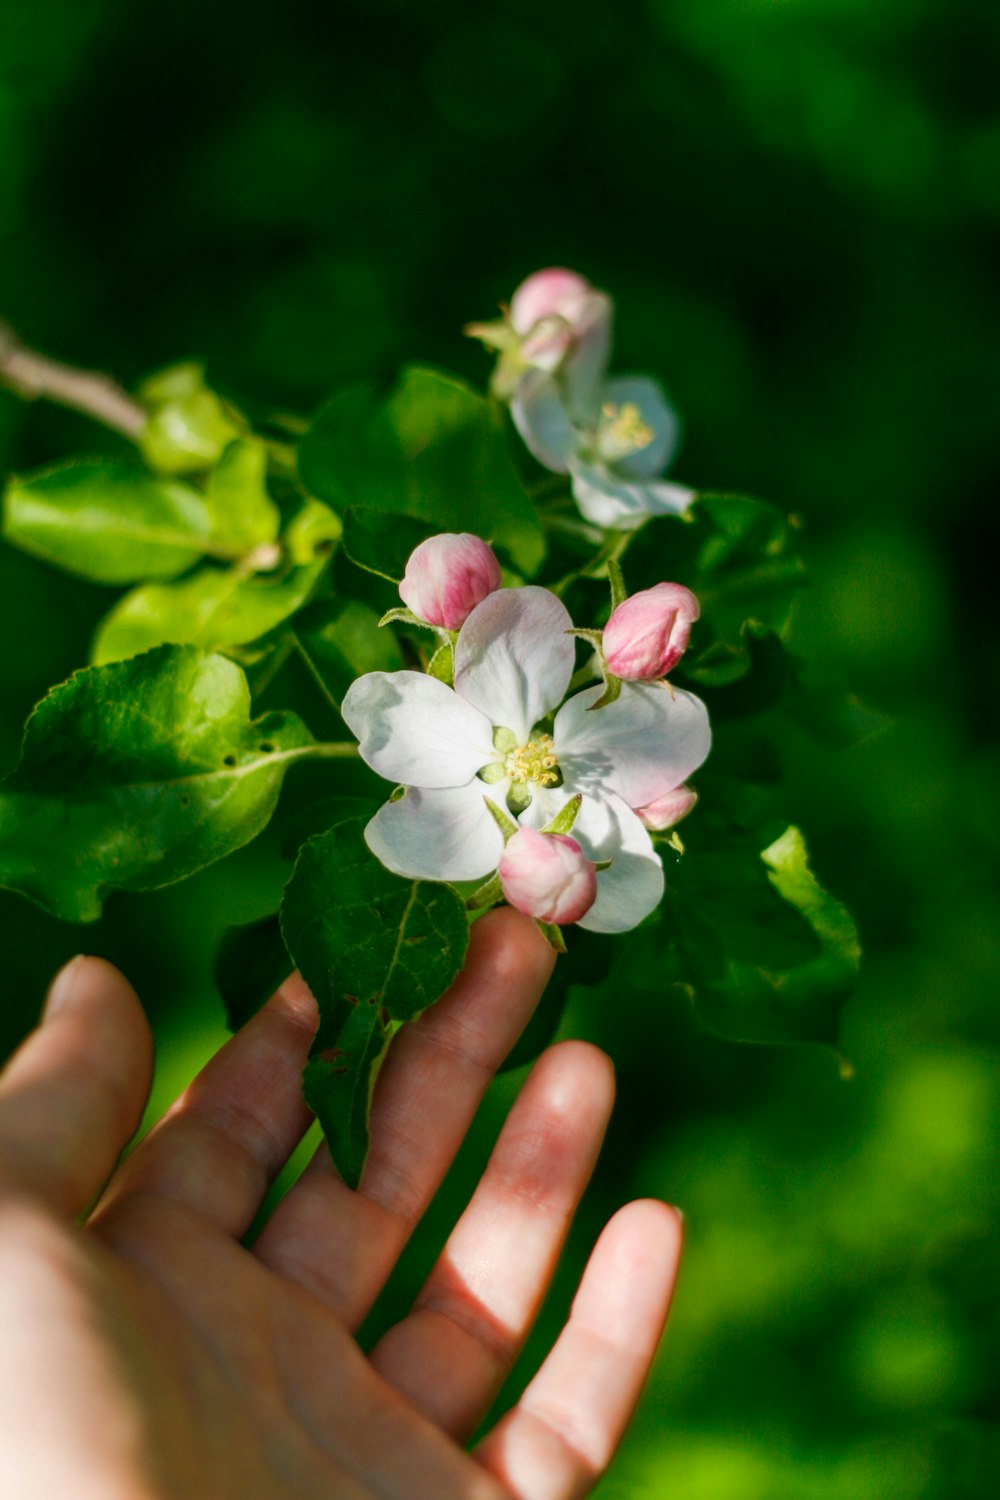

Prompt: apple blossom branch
[{"left": 0, "top": 319, "right": 146, "bottom": 439}]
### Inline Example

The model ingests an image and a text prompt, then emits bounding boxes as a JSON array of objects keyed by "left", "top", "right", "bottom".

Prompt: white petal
[
  {"left": 602, "top": 375, "right": 682, "bottom": 478},
  {"left": 560, "top": 292, "right": 614, "bottom": 420},
  {"left": 341, "top": 670, "right": 494, "bottom": 789},
  {"left": 570, "top": 460, "right": 696, "bottom": 531},
  {"left": 510, "top": 371, "right": 580, "bottom": 473},
  {"left": 365, "top": 781, "right": 505, "bottom": 882},
  {"left": 454, "top": 586, "right": 576, "bottom": 742},
  {"left": 555, "top": 682, "right": 711, "bottom": 810},
  {"left": 576, "top": 795, "right": 664, "bottom": 934}
]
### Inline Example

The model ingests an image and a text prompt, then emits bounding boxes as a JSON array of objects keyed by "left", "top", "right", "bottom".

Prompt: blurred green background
[{"left": 2, "top": 0, "right": 998, "bottom": 1494}]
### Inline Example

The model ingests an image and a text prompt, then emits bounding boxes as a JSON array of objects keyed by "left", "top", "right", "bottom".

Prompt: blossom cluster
[
  {"left": 343, "top": 534, "right": 710, "bottom": 937},
  {"left": 468, "top": 268, "right": 695, "bottom": 531}
]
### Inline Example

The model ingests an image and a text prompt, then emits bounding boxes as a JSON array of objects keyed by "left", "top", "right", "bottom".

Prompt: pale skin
[{"left": 0, "top": 908, "right": 682, "bottom": 1500}]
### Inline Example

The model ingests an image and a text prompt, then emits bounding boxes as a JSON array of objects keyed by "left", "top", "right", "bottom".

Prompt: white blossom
[
  {"left": 512, "top": 370, "right": 694, "bottom": 531},
  {"left": 341, "top": 586, "right": 711, "bottom": 934}
]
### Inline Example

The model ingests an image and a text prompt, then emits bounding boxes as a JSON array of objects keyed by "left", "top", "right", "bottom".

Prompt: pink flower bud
[
  {"left": 499, "top": 827, "right": 597, "bottom": 926},
  {"left": 399, "top": 533, "right": 502, "bottom": 630},
  {"left": 633, "top": 784, "right": 698, "bottom": 832},
  {"left": 509, "top": 268, "right": 594, "bottom": 334},
  {"left": 602, "top": 582, "right": 700, "bottom": 681}
]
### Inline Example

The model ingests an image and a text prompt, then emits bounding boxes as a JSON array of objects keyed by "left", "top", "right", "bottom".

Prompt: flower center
[
  {"left": 504, "top": 734, "right": 561, "bottom": 787},
  {"left": 596, "top": 401, "right": 654, "bottom": 463}
]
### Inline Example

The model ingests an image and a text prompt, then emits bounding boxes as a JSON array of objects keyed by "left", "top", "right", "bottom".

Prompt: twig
[{"left": 0, "top": 320, "right": 146, "bottom": 439}]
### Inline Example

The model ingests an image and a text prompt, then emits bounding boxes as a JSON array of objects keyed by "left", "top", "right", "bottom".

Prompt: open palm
[{"left": 0, "top": 909, "right": 681, "bottom": 1499}]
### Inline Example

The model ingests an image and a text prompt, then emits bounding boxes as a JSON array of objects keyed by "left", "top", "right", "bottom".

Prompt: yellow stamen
[
  {"left": 504, "top": 733, "right": 561, "bottom": 787},
  {"left": 598, "top": 401, "right": 654, "bottom": 459}
]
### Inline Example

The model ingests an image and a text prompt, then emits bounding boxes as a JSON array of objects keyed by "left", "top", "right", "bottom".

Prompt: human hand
[{"left": 0, "top": 909, "right": 682, "bottom": 1499}]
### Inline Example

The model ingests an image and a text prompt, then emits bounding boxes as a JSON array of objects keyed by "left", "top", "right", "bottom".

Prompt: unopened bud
[
  {"left": 399, "top": 533, "right": 502, "bottom": 631},
  {"left": 499, "top": 827, "right": 597, "bottom": 926},
  {"left": 633, "top": 784, "right": 698, "bottom": 832},
  {"left": 509, "top": 269, "right": 594, "bottom": 335},
  {"left": 603, "top": 582, "right": 700, "bottom": 681}
]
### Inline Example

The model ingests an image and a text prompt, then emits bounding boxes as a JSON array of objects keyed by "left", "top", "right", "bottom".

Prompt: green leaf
[
  {"left": 683, "top": 622, "right": 789, "bottom": 716},
  {"left": 206, "top": 439, "right": 281, "bottom": 553},
  {"left": 302, "top": 1002, "right": 391, "bottom": 1191},
  {"left": 782, "top": 655, "right": 891, "bottom": 748},
  {"left": 0, "top": 646, "right": 316, "bottom": 922},
  {"left": 281, "top": 819, "right": 470, "bottom": 1185},
  {"left": 277, "top": 796, "right": 379, "bottom": 860},
  {"left": 91, "top": 499, "right": 339, "bottom": 663},
  {"left": 292, "top": 596, "right": 404, "bottom": 710},
  {"left": 2, "top": 459, "right": 215, "bottom": 584},
  {"left": 215, "top": 914, "right": 292, "bottom": 1031},
  {"left": 298, "top": 366, "right": 545, "bottom": 575},
  {"left": 625, "top": 494, "right": 807, "bottom": 676},
  {"left": 137, "top": 361, "right": 245, "bottom": 476},
  {"left": 666, "top": 807, "right": 859, "bottom": 1048},
  {"left": 342, "top": 506, "right": 439, "bottom": 583}
]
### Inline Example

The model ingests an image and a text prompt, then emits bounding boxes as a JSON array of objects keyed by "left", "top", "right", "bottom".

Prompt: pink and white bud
[
  {"left": 509, "top": 268, "right": 594, "bottom": 335},
  {"left": 499, "top": 827, "right": 597, "bottom": 926},
  {"left": 399, "top": 533, "right": 502, "bottom": 630},
  {"left": 603, "top": 582, "right": 700, "bottom": 681},
  {"left": 633, "top": 784, "right": 698, "bottom": 832}
]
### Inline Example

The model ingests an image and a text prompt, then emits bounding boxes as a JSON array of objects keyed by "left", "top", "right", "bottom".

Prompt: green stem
[{"left": 308, "top": 741, "right": 359, "bottom": 759}]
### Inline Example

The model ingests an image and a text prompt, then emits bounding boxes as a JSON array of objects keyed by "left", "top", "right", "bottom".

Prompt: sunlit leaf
[
  {"left": 3, "top": 459, "right": 214, "bottom": 583},
  {"left": 90, "top": 500, "right": 339, "bottom": 663},
  {"left": 0, "top": 646, "right": 315, "bottom": 921},
  {"left": 206, "top": 438, "right": 281, "bottom": 553}
]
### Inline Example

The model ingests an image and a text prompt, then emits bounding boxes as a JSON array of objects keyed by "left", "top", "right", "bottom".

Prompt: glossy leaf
[
  {"left": 341, "top": 506, "right": 438, "bottom": 583},
  {"left": 0, "top": 646, "right": 315, "bottom": 922},
  {"left": 297, "top": 366, "right": 545, "bottom": 575},
  {"left": 302, "top": 1001, "right": 391, "bottom": 1191},
  {"left": 280, "top": 817, "right": 470, "bottom": 1185},
  {"left": 137, "top": 361, "right": 245, "bottom": 475},
  {"left": 665, "top": 808, "right": 859, "bottom": 1048},
  {"left": 624, "top": 494, "right": 807, "bottom": 675},
  {"left": 292, "top": 596, "right": 403, "bottom": 710},
  {"left": 206, "top": 438, "right": 281, "bottom": 553},
  {"left": 2, "top": 459, "right": 215, "bottom": 583},
  {"left": 90, "top": 500, "right": 339, "bottom": 663}
]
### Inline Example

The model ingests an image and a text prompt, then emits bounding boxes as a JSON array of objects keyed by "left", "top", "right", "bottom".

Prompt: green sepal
[
  {"left": 607, "top": 555, "right": 627, "bottom": 610},
  {"left": 378, "top": 606, "right": 427, "bottom": 630},
  {"left": 535, "top": 920, "right": 568, "bottom": 953},
  {"left": 427, "top": 643, "right": 455, "bottom": 686},
  {"left": 541, "top": 793, "right": 582, "bottom": 836},
  {"left": 484, "top": 795, "right": 518, "bottom": 842},
  {"left": 466, "top": 872, "right": 503, "bottom": 911},
  {"left": 588, "top": 671, "right": 622, "bottom": 710}
]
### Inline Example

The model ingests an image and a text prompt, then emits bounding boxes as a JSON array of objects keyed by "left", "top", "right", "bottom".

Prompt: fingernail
[{"left": 43, "top": 955, "right": 88, "bottom": 1020}]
